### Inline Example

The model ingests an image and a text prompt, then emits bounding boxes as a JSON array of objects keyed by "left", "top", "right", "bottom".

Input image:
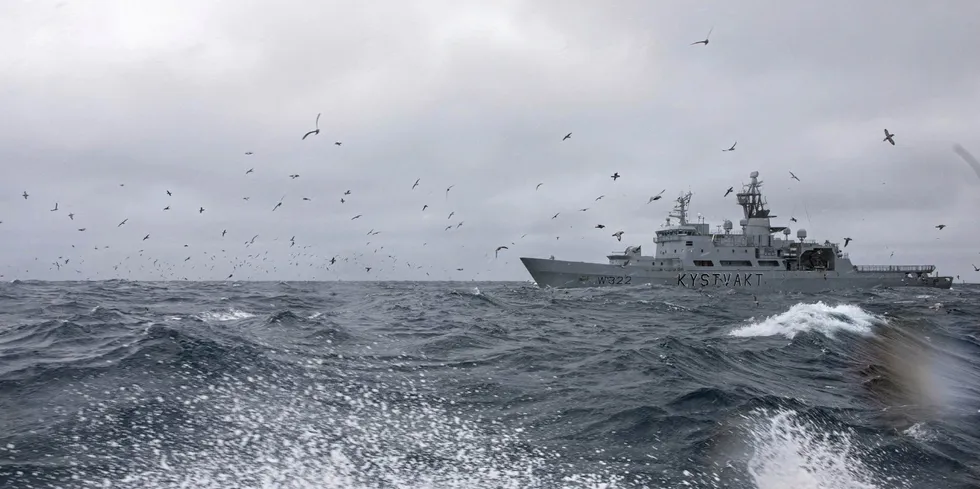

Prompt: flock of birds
[{"left": 5, "top": 27, "right": 980, "bottom": 282}]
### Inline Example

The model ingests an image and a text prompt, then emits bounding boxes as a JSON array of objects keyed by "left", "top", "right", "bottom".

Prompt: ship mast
[
  {"left": 669, "top": 192, "right": 693, "bottom": 225},
  {"left": 735, "top": 171, "right": 774, "bottom": 220}
]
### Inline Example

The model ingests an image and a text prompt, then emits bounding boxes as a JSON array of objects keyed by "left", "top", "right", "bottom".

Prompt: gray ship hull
[{"left": 520, "top": 257, "right": 953, "bottom": 292}]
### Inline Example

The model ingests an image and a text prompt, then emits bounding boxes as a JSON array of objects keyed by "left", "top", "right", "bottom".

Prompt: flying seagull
[
  {"left": 724, "top": 186, "right": 734, "bottom": 197},
  {"left": 50, "top": 203, "right": 58, "bottom": 211},
  {"left": 936, "top": 224, "right": 946, "bottom": 230},
  {"left": 691, "top": 27, "right": 713, "bottom": 45},
  {"left": 495, "top": 245, "right": 508, "bottom": 258},
  {"left": 723, "top": 141, "right": 736, "bottom": 152},
  {"left": 611, "top": 172, "right": 620, "bottom": 181},
  {"left": 844, "top": 237, "right": 852, "bottom": 247},
  {"left": 246, "top": 168, "right": 254, "bottom": 175},
  {"left": 952, "top": 144, "right": 980, "bottom": 180},
  {"left": 536, "top": 183, "right": 543, "bottom": 190},
  {"left": 562, "top": 132, "right": 572, "bottom": 141},
  {"left": 412, "top": 178, "right": 420, "bottom": 189},
  {"left": 446, "top": 185, "right": 454, "bottom": 199},
  {"left": 302, "top": 113, "right": 321, "bottom": 140},
  {"left": 883, "top": 129, "right": 895, "bottom": 146},
  {"left": 647, "top": 190, "right": 666, "bottom": 203},
  {"left": 789, "top": 171, "right": 800, "bottom": 182},
  {"left": 118, "top": 219, "right": 127, "bottom": 227},
  {"left": 22, "top": 191, "right": 28, "bottom": 199},
  {"left": 612, "top": 231, "right": 624, "bottom": 242}
]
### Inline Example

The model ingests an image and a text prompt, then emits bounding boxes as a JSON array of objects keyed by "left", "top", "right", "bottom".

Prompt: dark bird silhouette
[
  {"left": 494, "top": 246, "right": 508, "bottom": 258},
  {"left": 723, "top": 141, "right": 736, "bottom": 152},
  {"left": 562, "top": 132, "right": 572, "bottom": 141},
  {"left": 724, "top": 186, "right": 734, "bottom": 197},
  {"left": 647, "top": 190, "right": 666, "bottom": 203},
  {"left": 68, "top": 213, "right": 74, "bottom": 220},
  {"left": 222, "top": 229, "right": 227, "bottom": 237},
  {"left": 166, "top": 190, "right": 172, "bottom": 196},
  {"left": 422, "top": 205, "right": 428, "bottom": 211},
  {"left": 790, "top": 217, "right": 797, "bottom": 222},
  {"left": 118, "top": 219, "right": 127, "bottom": 227},
  {"left": 551, "top": 212, "right": 559, "bottom": 219},
  {"left": 344, "top": 190, "right": 351, "bottom": 195},
  {"left": 22, "top": 191, "right": 28, "bottom": 199},
  {"left": 246, "top": 168, "right": 254, "bottom": 175},
  {"left": 536, "top": 183, "right": 543, "bottom": 190},
  {"left": 334, "top": 141, "right": 341, "bottom": 146},
  {"left": 289, "top": 174, "right": 300, "bottom": 179},
  {"left": 612, "top": 231, "right": 624, "bottom": 241},
  {"left": 351, "top": 214, "right": 362, "bottom": 220},
  {"left": 952, "top": 144, "right": 980, "bottom": 180},
  {"left": 789, "top": 171, "right": 800, "bottom": 182},
  {"left": 595, "top": 195, "right": 605, "bottom": 201},
  {"left": 691, "top": 27, "right": 713, "bottom": 45},
  {"left": 50, "top": 203, "right": 58, "bottom": 211},
  {"left": 972, "top": 264, "right": 979, "bottom": 272},
  {"left": 163, "top": 206, "right": 170, "bottom": 211},
  {"left": 198, "top": 207, "right": 205, "bottom": 214},
  {"left": 844, "top": 237, "right": 852, "bottom": 247},
  {"left": 611, "top": 172, "right": 620, "bottom": 181},
  {"left": 883, "top": 129, "right": 895, "bottom": 146},
  {"left": 412, "top": 178, "right": 420, "bottom": 189},
  {"left": 245, "top": 152, "right": 253, "bottom": 155},
  {"left": 142, "top": 234, "right": 150, "bottom": 241},
  {"left": 302, "top": 113, "right": 321, "bottom": 140},
  {"left": 272, "top": 202, "right": 282, "bottom": 212},
  {"left": 936, "top": 224, "right": 946, "bottom": 230},
  {"left": 595, "top": 224, "right": 605, "bottom": 229}
]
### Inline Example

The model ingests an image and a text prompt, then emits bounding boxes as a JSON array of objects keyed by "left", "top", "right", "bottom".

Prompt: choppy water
[{"left": 1, "top": 280, "right": 979, "bottom": 488}]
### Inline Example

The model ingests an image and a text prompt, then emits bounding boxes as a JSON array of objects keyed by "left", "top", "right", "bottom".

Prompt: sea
[{"left": 1, "top": 280, "right": 978, "bottom": 489}]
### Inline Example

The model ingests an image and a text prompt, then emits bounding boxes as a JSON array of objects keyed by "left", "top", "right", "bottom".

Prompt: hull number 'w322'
[
  {"left": 596, "top": 276, "right": 631, "bottom": 285},
  {"left": 678, "top": 272, "right": 764, "bottom": 287}
]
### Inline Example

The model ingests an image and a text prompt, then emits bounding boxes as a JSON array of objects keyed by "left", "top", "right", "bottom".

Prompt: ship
[{"left": 520, "top": 171, "right": 953, "bottom": 291}]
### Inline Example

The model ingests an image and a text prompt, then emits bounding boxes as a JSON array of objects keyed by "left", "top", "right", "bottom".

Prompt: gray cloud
[{"left": 2, "top": 1, "right": 979, "bottom": 281}]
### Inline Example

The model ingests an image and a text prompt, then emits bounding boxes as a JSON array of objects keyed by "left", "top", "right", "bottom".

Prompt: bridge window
[
  {"left": 758, "top": 260, "right": 780, "bottom": 266},
  {"left": 720, "top": 260, "right": 753, "bottom": 266},
  {"left": 694, "top": 260, "right": 714, "bottom": 267}
]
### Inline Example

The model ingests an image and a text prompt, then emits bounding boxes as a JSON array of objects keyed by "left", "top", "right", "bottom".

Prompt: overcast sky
[{"left": 1, "top": 1, "right": 979, "bottom": 282}]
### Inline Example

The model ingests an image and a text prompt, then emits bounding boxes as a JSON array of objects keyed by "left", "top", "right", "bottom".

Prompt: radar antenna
[
  {"left": 669, "top": 192, "right": 693, "bottom": 225},
  {"left": 735, "top": 171, "right": 774, "bottom": 219}
]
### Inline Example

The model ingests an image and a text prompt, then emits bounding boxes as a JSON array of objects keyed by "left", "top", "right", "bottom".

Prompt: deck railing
[{"left": 855, "top": 265, "right": 935, "bottom": 273}]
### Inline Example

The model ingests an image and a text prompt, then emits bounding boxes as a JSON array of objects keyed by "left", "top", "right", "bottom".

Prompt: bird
[
  {"left": 562, "top": 132, "right": 572, "bottom": 141},
  {"left": 844, "top": 237, "right": 852, "bottom": 247},
  {"left": 595, "top": 195, "right": 605, "bottom": 201},
  {"left": 302, "top": 113, "right": 321, "bottom": 140},
  {"left": 166, "top": 190, "right": 172, "bottom": 196},
  {"left": 422, "top": 205, "right": 428, "bottom": 211},
  {"left": 647, "top": 190, "right": 666, "bottom": 203},
  {"left": 198, "top": 207, "right": 205, "bottom": 214},
  {"left": 972, "top": 264, "right": 979, "bottom": 272},
  {"left": 883, "top": 129, "right": 896, "bottom": 146},
  {"left": 952, "top": 144, "right": 980, "bottom": 180},
  {"left": 448, "top": 211, "right": 455, "bottom": 219},
  {"left": 936, "top": 224, "right": 946, "bottom": 230},
  {"left": 691, "top": 27, "right": 713, "bottom": 45},
  {"left": 412, "top": 178, "right": 420, "bottom": 189},
  {"left": 22, "top": 191, "right": 28, "bottom": 199},
  {"left": 790, "top": 217, "right": 797, "bottom": 222},
  {"left": 222, "top": 229, "right": 227, "bottom": 237},
  {"left": 612, "top": 231, "right": 624, "bottom": 241},
  {"left": 77, "top": 228, "right": 86, "bottom": 231},
  {"left": 142, "top": 234, "right": 150, "bottom": 241},
  {"left": 551, "top": 212, "right": 560, "bottom": 219},
  {"left": 334, "top": 141, "right": 342, "bottom": 146},
  {"left": 163, "top": 206, "right": 170, "bottom": 211},
  {"left": 68, "top": 213, "right": 74, "bottom": 220},
  {"left": 789, "top": 171, "right": 800, "bottom": 182},
  {"left": 724, "top": 186, "right": 734, "bottom": 197},
  {"left": 117, "top": 219, "right": 127, "bottom": 227},
  {"left": 723, "top": 141, "right": 737, "bottom": 152},
  {"left": 579, "top": 208, "right": 589, "bottom": 212},
  {"left": 302, "top": 197, "right": 311, "bottom": 201},
  {"left": 289, "top": 174, "right": 300, "bottom": 179},
  {"left": 446, "top": 185, "right": 454, "bottom": 199},
  {"left": 246, "top": 168, "right": 254, "bottom": 175},
  {"left": 272, "top": 202, "right": 282, "bottom": 212},
  {"left": 611, "top": 172, "right": 620, "bottom": 181},
  {"left": 494, "top": 246, "right": 508, "bottom": 258},
  {"left": 351, "top": 215, "right": 362, "bottom": 220},
  {"left": 595, "top": 224, "right": 606, "bottom": 229},
  {"left": 344, "top": 190, "right": 351, "bottom": 195},
  {"left": 244, "top": 152, "right": 253, "bottom": 155},
  {"left": 50, "top": 203, "right": 58, "bottom": 211},
  {"left": 536, "top": 183, "right": 543, "bottom": 190}
]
